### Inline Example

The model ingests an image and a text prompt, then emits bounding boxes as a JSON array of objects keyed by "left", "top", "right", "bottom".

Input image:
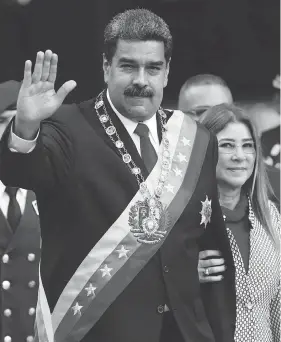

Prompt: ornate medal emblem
[
  {"left": 129, "top": 197, "right": 167, "bottom": 244},
  {"left": 200, "top": 195, "right": 212, "bottom": 228}
]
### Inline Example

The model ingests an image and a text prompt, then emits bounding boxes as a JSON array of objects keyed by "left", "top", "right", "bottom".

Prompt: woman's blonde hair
[{"left": 200, "top": 103, "right": 279, "bottom": 246}]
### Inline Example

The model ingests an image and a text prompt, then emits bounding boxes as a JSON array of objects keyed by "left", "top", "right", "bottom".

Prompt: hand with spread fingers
[
  {"left": 198, "top": 250, "right": 226, "bottom": 283},
  {"left": 15, "top": 50, "right": 77, "bottom": 139}
]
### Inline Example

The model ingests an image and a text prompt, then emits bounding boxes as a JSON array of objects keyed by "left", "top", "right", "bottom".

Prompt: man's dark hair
[
  {"left": 104, "top": 9, "right": 173, "bottom": 63},
  {"left": 181, "top": 74, "right": 230, "bottom": 91}
]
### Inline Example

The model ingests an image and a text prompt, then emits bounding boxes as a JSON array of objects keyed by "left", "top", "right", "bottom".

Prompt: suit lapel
[
  {"left": 79, "top": 96, "right": 174, "bottom": 181},
  {"left": 79, "top": 96, "right": 149, "bottom": 179},
  {"left": 78, "top": 99, "right": 118, "bottom": 156},
  {"left": 104, "top": 95, "right": 149, "bottom": 179},
  {"left": 0, "top": 209, "right": 13, "bottom": 254},
  {"left": 6, "top": 191, "right": 40, "bottom": 253}
]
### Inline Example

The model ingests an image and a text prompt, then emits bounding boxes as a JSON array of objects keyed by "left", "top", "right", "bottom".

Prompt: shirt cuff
[{"left": 8, "top": 125, "right": 39, "bottom": 153}]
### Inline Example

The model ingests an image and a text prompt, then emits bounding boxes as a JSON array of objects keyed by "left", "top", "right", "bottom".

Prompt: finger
[
  {"left": 32, "top": 51, "right": 44, "bottom": 83},
  {"left": 57, "top": 80, "right": 77, "bottom": 103},
  {"left": 22, "top": 60, "right": 32, "bottom": 88},
  {"left": 199, "top": 250, "right": 222, "bottom": 259},
  {"left": 206, "top": 265, "right": 226, "bottom": 274},
  {"left": 199, "top": 258, "right": 225, "bottom": 268},
  {"left": 200, "top": 275, "right": 224, "bottom": 283},
  {"left": 48, "top": 53, "right": 58, "bottom": 83},
  {"left": 41, "top": 50, "right": 53, "bottom": 81}
]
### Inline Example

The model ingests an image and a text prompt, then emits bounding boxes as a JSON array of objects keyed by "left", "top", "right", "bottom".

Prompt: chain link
[{"left": 94, "top": 90, "right": 171, "bottom": 198}]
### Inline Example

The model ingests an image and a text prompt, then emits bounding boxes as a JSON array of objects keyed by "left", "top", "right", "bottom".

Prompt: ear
[
  {"left": 103, "top": 54, "right": 111, "bottom": 84},
  {"left": 163, "top": 58, "right": 171, "bottom": 88}
]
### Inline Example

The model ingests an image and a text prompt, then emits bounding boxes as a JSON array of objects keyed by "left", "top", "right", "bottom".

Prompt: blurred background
[{"left": 0, "top": 0, "right": 280, "bottom": 131}]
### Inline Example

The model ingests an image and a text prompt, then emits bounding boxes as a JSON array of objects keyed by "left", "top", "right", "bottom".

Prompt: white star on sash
[
  {"left": 181, "top": 137, "right": 191, "bottom": 147},
  {"left": 116, "top": 245, "right": 129, "bottom": 258},
  {"left": 72, "top": 302, "right": 83, "bottom": 316},
  {"left": 85, "top": 283, "right": 97, "bottom": 297},
  {"left": 173, "top": 166, "right": 183, "bottom": 177},
  {"left": 177, "top": 152, "right": 187, "bottom": 163},
  {"left": 165, "top": 184, "right": 175, "bottom": 193},
  {"left": 100, "top": 264, "right": 113, "bottom": 278}
]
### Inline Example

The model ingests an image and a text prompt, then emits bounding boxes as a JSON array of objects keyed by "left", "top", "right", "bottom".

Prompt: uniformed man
[
  {"left": 0, "top": 81, "right": 41, "bottom": 341},
  {"left": 178, "top": 74, "right": 233, "bottom": 119}
]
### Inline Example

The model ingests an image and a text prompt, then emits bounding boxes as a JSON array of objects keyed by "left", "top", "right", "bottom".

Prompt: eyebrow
[
  {"left": 218, "top": 138, "right": 254, "bottom": 142},
  {"left": 118, "top": 58, "right": 164, "bottom": 66}
]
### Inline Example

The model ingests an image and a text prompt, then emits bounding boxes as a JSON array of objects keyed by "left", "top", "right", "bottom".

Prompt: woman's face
[{"left": 216, "top": 122, "right": 256, "bottom": 191}]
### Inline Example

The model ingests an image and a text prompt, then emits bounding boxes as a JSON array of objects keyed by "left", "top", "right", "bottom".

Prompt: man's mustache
[{"left": 124, "top": 86, "right": 154, "bottom": 98}]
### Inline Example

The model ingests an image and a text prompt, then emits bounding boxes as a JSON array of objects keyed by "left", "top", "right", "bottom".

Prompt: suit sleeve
[
  {"left": 0, "top": 104, "right": 76, "bottom": 193},
  {"left": 199, "top": 134, "right": 236, "bottom": 342}
]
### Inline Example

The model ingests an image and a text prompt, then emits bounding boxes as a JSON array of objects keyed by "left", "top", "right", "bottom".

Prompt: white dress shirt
[
  {"left": 0, "top": 180, "right": 27, "bottom": 218},
  {"left": 106, "top": 90, "right": 159, "bottom": 155},
  {"left": 9, "top": 91, "right": 160, "bottom": 157}
]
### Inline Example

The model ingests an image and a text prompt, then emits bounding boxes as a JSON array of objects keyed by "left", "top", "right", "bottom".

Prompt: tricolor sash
[{"left": 35, "top": 110, "right": 210, "bottom": 342}]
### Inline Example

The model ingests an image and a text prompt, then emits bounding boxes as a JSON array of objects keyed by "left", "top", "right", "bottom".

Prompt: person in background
[
  {"left": 260, "top": 75, "right": 280, "bottom": 203},
  {"left": 198, "top": 103, "right": 280, "bottom": 342},
  {"left": 178, "top": 74, "right": 280, "bottom": 201},
  {"left": 0, "top": 9, "right": 234, "bottom": 342},
  {"left": 0, "top": 80, "right": 41, "bottom": 341},
  {"left": 247, "top": 75, "right": 280, "bottom": 202},
  {"left": 261, "top": 74, "right": 280, "bottom": 169},
  {"left": 178, "top": 74, "right": 233, "bottom": 119}
]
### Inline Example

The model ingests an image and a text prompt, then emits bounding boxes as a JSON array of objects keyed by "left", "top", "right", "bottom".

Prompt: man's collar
[
  {"left": 0, "top": 181, "right": 5, "bottom": 195},
  {"left": 106, "top": 90, "right": 159, "bottom": 144},
  {"left": 0, "top": 180, "right": 27, "bottom": 197}
]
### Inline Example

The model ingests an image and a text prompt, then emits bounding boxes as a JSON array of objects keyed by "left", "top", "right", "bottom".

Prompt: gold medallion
[{"left": 129, "top": 197, "right": 167, "bottom": 244}]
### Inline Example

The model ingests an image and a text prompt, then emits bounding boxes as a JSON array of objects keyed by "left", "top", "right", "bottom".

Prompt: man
[
  {"left": 178, "top": 74, "right": 233, "bottom": 119},
  {"left": 0, "top": 9, "right": 234, "bottom": 342},
  {"left": 0, "top": 81, "right": 41, "bottom": 341}
]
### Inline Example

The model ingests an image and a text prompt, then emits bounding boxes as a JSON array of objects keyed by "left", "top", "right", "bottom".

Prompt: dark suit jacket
[
  {"left": 0, "top": 96, "right": 235, "bottom": 342},
  {"left": 0, "top": 190, "right": 41, "bottom": 340}
]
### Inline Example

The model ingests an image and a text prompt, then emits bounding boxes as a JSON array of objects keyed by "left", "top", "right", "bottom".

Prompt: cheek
[
  {"left": 249, "top": 155, "right": 256, "bottom": 170},
  {"left": 151, "top": 79, "right": 165, "bottom": 98},
  {"left": 216, "top": 156, "right": 228, "bottom": 176},
  {"left": 109, "top": 69, "right": 129, "bottom": 85},
  {"left": 247, "top": 156, "right": 256, "bottom": 176},
  {"left": 162, "top": 73, "right": 168, "bottom": 88}
]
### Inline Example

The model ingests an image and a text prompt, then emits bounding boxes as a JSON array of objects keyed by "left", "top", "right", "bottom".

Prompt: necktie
[
  {"left": 134, "top": 123, "right": 157, "bottom": 173},
  {"left": 5, "top": 187, "right": 21, "bottom": 233}
]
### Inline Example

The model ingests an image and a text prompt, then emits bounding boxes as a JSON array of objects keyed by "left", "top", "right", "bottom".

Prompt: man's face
[
  {"left": 103, "top": 39, "right": 170, "bottom": 122},
  {"left": 0, "top": 109, "right": 16, "bottom": 138},
  {"left": 179, "top": 84, "right": 233, "bottom": 118}
]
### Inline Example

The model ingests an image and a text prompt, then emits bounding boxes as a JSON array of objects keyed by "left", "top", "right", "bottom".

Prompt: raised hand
[{"left": 15, "top": 50, "right": 76, "bottom": 139}]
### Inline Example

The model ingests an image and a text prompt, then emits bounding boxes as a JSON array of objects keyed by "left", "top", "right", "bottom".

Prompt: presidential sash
[{"left": 35, "top": 110, "right": 210, "bottom": 342}]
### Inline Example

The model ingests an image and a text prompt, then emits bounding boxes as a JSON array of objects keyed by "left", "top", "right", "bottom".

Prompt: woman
[{"left": 198, "top": 103, "right": 280, "bottom": 342}]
